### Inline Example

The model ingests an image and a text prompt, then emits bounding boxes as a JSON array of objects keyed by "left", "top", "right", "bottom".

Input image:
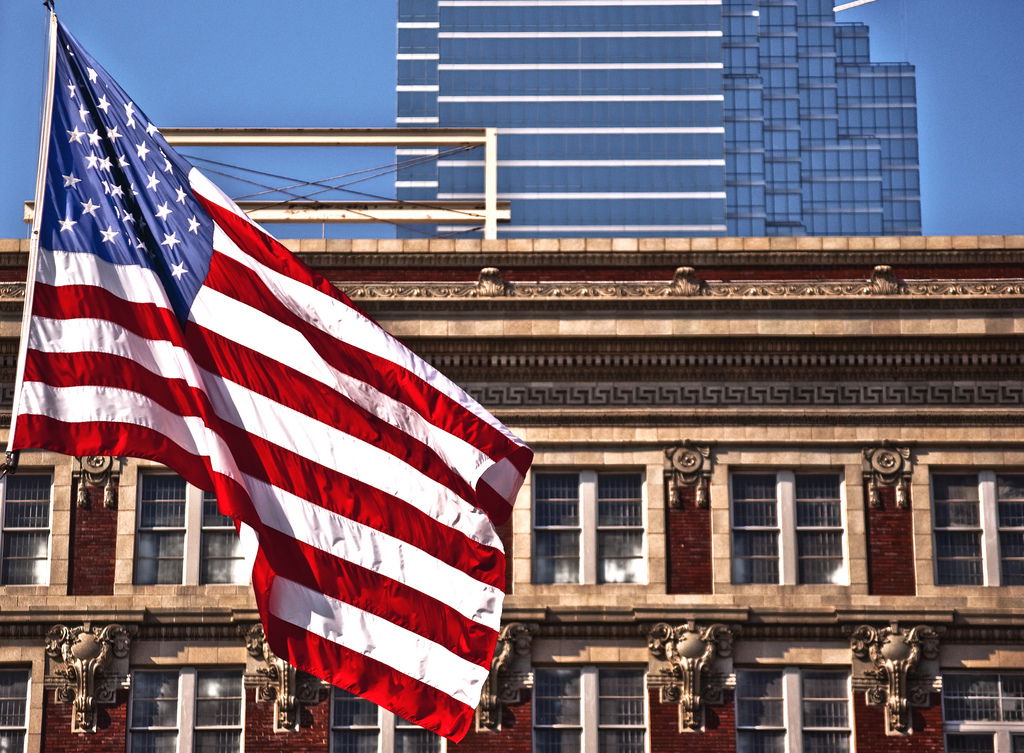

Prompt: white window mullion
[
  {"left": 782, "top": 668, "right": 802, "bottom": 753},
  {"left": 380, "top": 708, "right": 396, "bottom": 753},
  {"left": 178, "top": 668, "right": 196, "bottom": 753},
  {"left": 778, "top": 472, "right": 797, "bottom": 586},
  {"left": 980, "top": 471, "right": 1000, "bottom": 586},
  {"left": 580, "top": 471, "right": 598, "bottom": 585},
  {"left": 184, "top": 486, "right": 203, "bottom": 586},
  {"left": 580, "top": 666, "right": 599, "bottom": 753}
]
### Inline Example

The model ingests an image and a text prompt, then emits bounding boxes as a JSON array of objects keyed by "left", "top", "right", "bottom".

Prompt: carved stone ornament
[
  {"left": 664, "top": 442, "right": 713, "bottom": 508},
  {"left": 74, "top": 456, "right": 123, "bottom": 509},
  {"left": 45, "top": 623, "right": 130, "bottom": 734},
  {"left": 850, "top": 623, "right": 940, "bottom": 736},
  {"left": 868, "top": 265, "right": 905, "bottom": 296},
  {"left": 863, "top": 444, "right": 913, "bottom": 509},
  {"left": 668, "top": 267, "right": 706, "bottom": 297},
  {"left": 648, "top": 622, "right": 734, "bottom": 732},
  {"left": 245, "top": 624, "right": 328, "bottom": 732},
  {"left": 476, "top": 622, "right": 535, "bottom": 731},
  {"left": 473, "top": 267, "right": 509, "bottom": 297}
]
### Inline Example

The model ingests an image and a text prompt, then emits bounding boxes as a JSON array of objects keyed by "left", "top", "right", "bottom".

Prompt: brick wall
[
  {"left": 68, "top": 480, "right": 118, "bottom": 596},
  {"left": 852, "top": 692, "right": 945, "bottom": 752},
  {"left": 450, "top": 691, "right": 532, "bottom": 752},
  {"left": 865, "top": 484, "right": 916, "bottom": 595},
  {"left": 649, "top": 689, "right": 735, "bottom": 752},
  {"left": 666, "top": 485, "right": 713, "bottom": 594},
  {"left": 244, "top": 687, "right": 329, "bottom": 752},
  {"left": 42, "top": 689, "right": 128, "bottom": 753}
]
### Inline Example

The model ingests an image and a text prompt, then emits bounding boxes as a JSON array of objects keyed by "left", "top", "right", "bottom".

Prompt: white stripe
[
  {"left": 396, "top": 148, "right": 440, "bottom": 155},
  {"left": 397, "top": 85, "right": 440, "bottom": 92},
  {"left": 395, "top": 181, "right": 439, "bottom": 188},
  {"left": 439, "top": 30, "right": 722, "bottom": 37},
  {"left": 397, "top": 53, "right": 440, "bottom": 60},
  {"left": 37, "top": 248, "right": 171, "bottom": 309},
  {"left": 438, "top": 94, "right": 723, "bottom": 102},
  {"left": 29, "top": 312, "right": 500, "bottom": 548},
  {"left": 248, "top": 476, "right": 502, "bottom": 628},
  {"left": 437, "top": 223, "right": 728, "bottom": 232},
  {"left": 439, "top": 159, "right": 725, "bottom": 166},
  {"left": 498, "top": 126, "right": 724, "bottom": 133},
  {"left": 397, "top": 117, "right": 440, "bottom": 124},
  {"left": 440, "top": 0, "right": 719, "bottom": 4},
  {"left": 397, "top": 22, "right": 440, "bottom": 28},
  {"left": 438, "top": 191, "right": 726, "bottom": 199},
  {"left": 269, "top": 576, "right": 488, "bottom": 706},
  {"left": 199, "top": 223, "right": 523, "bottom": 486},
  {"left": 439, "top": 62, "right": 722, "bottom": 70}
]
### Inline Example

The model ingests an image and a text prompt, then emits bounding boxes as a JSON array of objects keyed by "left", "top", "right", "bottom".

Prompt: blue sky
[{"left": 1, "top": 0, "right": 1022, "bottom": 238}]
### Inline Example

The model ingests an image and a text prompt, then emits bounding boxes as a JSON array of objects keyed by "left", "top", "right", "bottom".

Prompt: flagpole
[{"left": 5, "top": 6, "right": 59, "bottom": 470}]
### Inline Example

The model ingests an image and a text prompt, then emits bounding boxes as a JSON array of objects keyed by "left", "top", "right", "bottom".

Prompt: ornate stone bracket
[
  {"left": 665, "top": 442, "right": 713, "bottom": 508},
  {"left": 45, "top": 623, "right": 130, "bottom": 734},
  {"left": 850, "top": 623, "right": 939, "bottom": 736},
  {"left": 474, "top": 267, "right": 509, "bottom": 296},
  {"left": 476, "top": 622, "right": 535, "bottom": 731},
  {"left": 245, "top": 624, "right": 328, "bottom": 732},
  {"left": 863, "top": 444, "right": 913, "bottom": 509},
  {"left": 868, "top": 265, "right": 906, "bottom": 295},
  {"left": 74, "top": 456, "right": 123, "bottom": 509},
  {"left": 668, "top": 267, "right": 706, "bottom": 297},
  {"left": 648, "top": 622, "right": 734, "bottom": 732}
]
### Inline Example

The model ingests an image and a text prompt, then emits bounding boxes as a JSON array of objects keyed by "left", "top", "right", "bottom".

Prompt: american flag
[{"left": 12, "top": 18, "right": 533, "bottom": 740}]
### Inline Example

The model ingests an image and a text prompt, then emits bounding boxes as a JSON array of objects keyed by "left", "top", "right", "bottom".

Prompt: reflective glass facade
[{"left": 396, "top": 0, "right": 920, "bottom": 237}]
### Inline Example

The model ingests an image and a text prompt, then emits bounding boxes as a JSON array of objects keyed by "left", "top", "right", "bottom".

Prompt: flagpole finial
[{"left": 43, "top": 0, "right": 55, "bottom": 11}]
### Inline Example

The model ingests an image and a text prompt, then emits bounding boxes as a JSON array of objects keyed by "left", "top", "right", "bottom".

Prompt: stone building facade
[{"left": 0, "top": 233, "right": 1022, "bottom": 753}]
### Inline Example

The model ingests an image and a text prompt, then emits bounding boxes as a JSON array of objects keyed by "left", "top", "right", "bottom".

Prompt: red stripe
[
  {"left": 22, "top": 350, "right": 506, "bottom": 591},
  {"left": 260, "top": 526, "right": 497, "bottom": 669},
  {"left": 252, "top": 551, "right": 477, "bottom": 742}
]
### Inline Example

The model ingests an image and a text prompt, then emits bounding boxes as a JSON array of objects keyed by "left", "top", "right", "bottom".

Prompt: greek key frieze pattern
[{"left": 464, "top": 381, "right": 1024, "bottom": 408}]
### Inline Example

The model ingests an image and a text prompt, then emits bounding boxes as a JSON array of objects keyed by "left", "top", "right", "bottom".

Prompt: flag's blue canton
[{"left": 40, "top": 23, "right": 214, "bottom": 322}]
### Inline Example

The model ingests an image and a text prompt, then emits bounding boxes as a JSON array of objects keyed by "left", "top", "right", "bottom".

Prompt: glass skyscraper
[{"left": 395, "top": 0, "right": 920, "bottom": 237}]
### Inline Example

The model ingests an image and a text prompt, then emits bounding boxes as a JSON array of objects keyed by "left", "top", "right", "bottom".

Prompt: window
[
  {"left": 533, "top": 472, "right": 645, "bottom": 585},
  {"left": 0, "top": 474, "right": 52, "bottom": 586},
  {"left": 129, "top": 668, "right": 243, "bottom": 753},
  {"left": 943, "top": 674, "right": 1024, "bottom": 752},
  {"left": 933, "top": 473, "right": 1024, "bottom": 586},
  {"left": 731, "top": 472, "right": 846, "bottom": 585},
  {"left": 0, "top": 670, "right": 29, "bottom": 753},
  {"left": 736, "top": 669, "right": 851, "bottom": 753},
  {"left": 135, "top": 474, "right": 245, "bottom": 586},
  {"left": 330, "top": 689, "right": 442, "bottom": 753},
  {"left": 533, "top": 667, "right": 646, "bottom": 753}
]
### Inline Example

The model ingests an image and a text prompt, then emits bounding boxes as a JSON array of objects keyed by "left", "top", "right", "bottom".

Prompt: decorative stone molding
[
  {"left": 868, "top": 265, "right": 906, "bottom": 295},
  {"left": 648, "top": 622, "right": 734, "bottom": 732},
  {"left": 668, "top": 267, "right": 706, "bottom": 297},
  {"left": 664, "top": 442, "right": 713, "bottom": 508},
  {"left": 474, "top": 267, "right": 509, "bottom": 297},
  {"left": 863, "top": 444, "right": 913, "bottom": 509},
  {"left": 45, "top": 623, "right": 130, "bottom": 734},
  {"left": 245, "top": 624, "right": 328, "bottom": 732},
  {"left": 74, "top": 456, "right": 123, "bottom": 509},
  {"left": 476, "top": 622, "right": 535, "bottom": 731},
  {"left": 850, "top": 623, "right": 940, "bottom": 736}
]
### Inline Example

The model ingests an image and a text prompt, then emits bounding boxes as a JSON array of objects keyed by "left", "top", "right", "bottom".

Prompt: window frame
[
  {"left": 0, "top": 472, "right": 54, "bottom": 587},
  {"left": 329, "top": 688, "right": 446, "bottom": 753},
  {"left": 531, "top": 469, "right": 647, "bottom": 586},
  {"left": 942, "top": 672, "right": 1024, "bottom": 752},
  {"left": 730, "top": 469, "right": 849, "bottom": 586},
  {"left": 134, "top": 471, "right": 246, "bottom": 587},
  {"left": 0, "top": 668, "right": 30, "bottom": 753}
]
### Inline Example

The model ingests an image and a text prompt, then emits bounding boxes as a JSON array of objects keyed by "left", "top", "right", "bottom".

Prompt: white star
[
  {"left": 110, "top": 184, "right": 124, "bottom": 198},
  {"left": 134, "top": 238, "right": 147, "bottom": 250},
  {"left": 80, "top": 198, "right": 100, "bottom": 216},
  {"left": 84, "top": 153, "right": 100, "bottom": 169},
  {"left": 117, "top": 153, "right": 130, "bottom": 168},
  {"left": 170, "top": 261, "right": 187, "bottom": 279},
  {"left": 107, "top": 125, "right": 123, "bottom": 140},
  {"left": 175, "top": 186, "right": 187, "bottom": 204},
  {"left": 162, "top": 155, "right": 174, "bottom": 174},
  {"left": 135, "top": 142, "right": 150, "bottom": 161},
  {"left": 67, "top": 82, "right": 76, "bottom": 99},
  {"left": 67, "top": 127, "right": 85, "bottom": 143},
  {"left": 58, "top": 216, "right": 77, "bottom": 232},
  {"left": 97, "top": 95, "right": 111, "bottom": 113},
  {"left": 62, "top": 173, "right": 81, "bottom": 188},
  {"left": 87, "top": 129, "right": 101, "bottom": 146},
  {"left": 100, "top": 180, "right": 111, "bottom": 195},
  {"left": 97, "top": 156, "right": 113, "bottom": 171},
  {"left": 187, "top": 216, "right": 200, "bottom": 234},
  {"left": 120, "top": 207, "right": 134, "bottom": 222},
  {"left": 145, "top": 171, "right": 160, "bottom": 191},
  {"left": 124, "top": 102, "right": 136, "bottom": 127},
  {"left": 145, "top": 122, "right": 158, "bottom": 136},
  {"left": 155, "top": 202, "right": 173, "bottom": 220},
  {"left": 99, "top": 225, "right": 119, "bottom": 243},
  {"left": 160, "top": 232, "right": 181, "bottom": 250},
  {"left": 86, "top": 67, "right": 98, "bottom": 83},
  {"left": 131, "top": 184, "right": 140, "bottom": 196},
  {"left": 78, "top": 105, "right": 89, "bottom": 122}
]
